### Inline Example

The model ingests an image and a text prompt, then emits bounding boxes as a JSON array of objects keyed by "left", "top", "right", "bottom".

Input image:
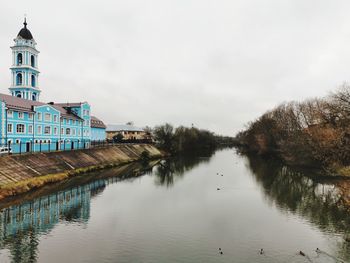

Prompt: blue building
[{"left": 0, "top": 19, "right": 106, "bottom": 153}]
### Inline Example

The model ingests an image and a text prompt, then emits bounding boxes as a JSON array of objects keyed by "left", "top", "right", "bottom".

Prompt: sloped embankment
[{"left": 0, "top": 144, "right": 163, "bottom": 199}]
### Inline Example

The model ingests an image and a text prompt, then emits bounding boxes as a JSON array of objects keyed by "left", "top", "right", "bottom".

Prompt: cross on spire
[{"left": 24, "top": 14, "right": 27, "bottom": 28}]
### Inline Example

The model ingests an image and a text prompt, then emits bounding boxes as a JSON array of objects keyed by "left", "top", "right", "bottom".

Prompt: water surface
[{"left": 0, "top": 149, "right": 349, "bottom": 263}]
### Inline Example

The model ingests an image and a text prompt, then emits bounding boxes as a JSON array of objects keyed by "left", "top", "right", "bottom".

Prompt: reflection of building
[
  {"left": 0, "top": 179, "right": 106, "bottom": 263},
  {"left": 106, "top": 124, "right": 150, "bottom": 141},
  {"left": 0, "top": 19, "right": 106, "bottom": 153}
]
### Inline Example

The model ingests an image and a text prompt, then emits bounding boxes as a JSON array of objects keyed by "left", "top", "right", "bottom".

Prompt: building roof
[
  {"left": 0, "top": 93, "right": 82, "bottom": 120},
  {"left": 17, "top": 19, "right": 33, "bottom": 40},
  {"left": 91, "top": 116, "right": 106, "bottom": 129},
  {"left": 106, "top": 124, "right": 144, "bottom": 132},
  {"left": 55, "top": 102, "right": 88, "bottom": 108}
]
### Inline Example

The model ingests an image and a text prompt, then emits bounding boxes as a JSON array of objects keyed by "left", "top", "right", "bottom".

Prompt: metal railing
[{"left": 0, "top": 139, "right": 153, "bottom": 156}]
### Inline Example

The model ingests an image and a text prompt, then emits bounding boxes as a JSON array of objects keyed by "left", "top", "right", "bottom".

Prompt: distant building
[
  {"left": 91, "top": 116, "right": 106, "bottom": 141},
  {"left": 106, "top": 124, "right": 150, "bottom": 141},
  {"left": 0, "top": 19, "right": 106, "bottom": 153}
]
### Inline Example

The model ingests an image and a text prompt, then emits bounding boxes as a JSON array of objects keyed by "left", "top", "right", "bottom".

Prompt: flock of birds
[
  {"left": 217, "top": 247, "right": 345, "bottom": 262},
  {"left": 216, "top": 172, "right": 223, "bottom": 191}
]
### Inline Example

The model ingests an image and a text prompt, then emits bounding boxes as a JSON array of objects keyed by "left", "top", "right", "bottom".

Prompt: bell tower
[{"left": 9, "top": 18, "right": 41, "bottom": 101}]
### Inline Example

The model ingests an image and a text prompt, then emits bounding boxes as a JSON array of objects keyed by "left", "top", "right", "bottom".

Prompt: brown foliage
[{"left": 238, "top": 84, "right": 350, "bottom": 170}]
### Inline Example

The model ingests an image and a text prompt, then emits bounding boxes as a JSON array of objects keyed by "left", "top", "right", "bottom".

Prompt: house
[
  {"left": 106, "top": 124, "right": 150, "bottom": 141},
  {"left": 91, "top": 116, "right": 107, "bottom": 141},
  {"left": 0, "top": 19, "right": 105, "bottom": 153}
]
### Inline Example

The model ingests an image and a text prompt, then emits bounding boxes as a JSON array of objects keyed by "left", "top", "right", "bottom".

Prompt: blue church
[{"left": 0, "top": 19, "right": 106, "bottom": 153}]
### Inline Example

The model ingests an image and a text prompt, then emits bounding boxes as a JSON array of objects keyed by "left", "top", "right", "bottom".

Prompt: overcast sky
[{"left": 1, "top": 0, "right": 350, "bottom": 135}]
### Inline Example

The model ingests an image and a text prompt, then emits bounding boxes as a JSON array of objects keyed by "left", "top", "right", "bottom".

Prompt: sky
[{"left": 1, "top": 0, "right": 350, "bottom": 136}]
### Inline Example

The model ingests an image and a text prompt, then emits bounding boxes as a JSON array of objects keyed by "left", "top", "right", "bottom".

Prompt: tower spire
[{"left": 24, "top": 15, "right": 27, "bottom": 28}]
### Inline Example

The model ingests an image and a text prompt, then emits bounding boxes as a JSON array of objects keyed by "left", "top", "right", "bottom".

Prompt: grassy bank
[
  {"left": 0, "top": 160, "right": 136, "bottom": 200},
  {"left": 0, "top": 144, "right": 164, "bottom": 200}
]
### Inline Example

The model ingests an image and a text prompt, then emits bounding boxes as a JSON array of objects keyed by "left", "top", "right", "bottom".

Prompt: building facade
[
  {"left": 0, "top": 19, "right": 106, "bottom": 153},
  {"left": 106, "top": 124, "right": 151, "bottom": 141},
  {"left": 91, "top": 116, "right": 107, "bottom": 141}
]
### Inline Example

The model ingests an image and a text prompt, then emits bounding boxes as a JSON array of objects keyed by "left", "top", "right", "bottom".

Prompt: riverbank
[
  {"left": 0, "top": 144, "right": 164, "bottom": 200},
  {"left": 235, "top": 85, "right": 350, "bottom": 177}
]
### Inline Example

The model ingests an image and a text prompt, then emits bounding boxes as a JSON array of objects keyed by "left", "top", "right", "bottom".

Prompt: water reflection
[
  {"left": 243, "top": 153, "right": 350, "bottom": 261},
  {"left": 154, "top": 153, "right": 213, "bottom": 187},
  {"left": 0, "top": 162, "right": 156, "bottom": 263}
]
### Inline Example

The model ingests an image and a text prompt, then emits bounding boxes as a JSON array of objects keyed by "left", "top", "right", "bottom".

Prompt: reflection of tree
[
  {"left": 243, "top": 153, "right": 350, "bottom": 261},
  {"left": 154, "top": 152, "right": 214, "bottom": 187}
]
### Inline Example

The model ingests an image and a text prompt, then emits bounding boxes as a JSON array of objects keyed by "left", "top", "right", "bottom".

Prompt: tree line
[
  {"left": 152, "top": 123, "right": 234, "bottom": 155},
  {"left": 236, "top": 84, "right": 350, "bottom": 173}
]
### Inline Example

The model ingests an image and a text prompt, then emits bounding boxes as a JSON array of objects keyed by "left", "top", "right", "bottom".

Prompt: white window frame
[
  {"left": 18, "top": 112, "right": 24, "bottom": 119},
  {"left": 29, "top": 113, "right": 34, "bottom": 120},
  {"left": 37, "top": 112, "right": 42, "bottom": 121},
  {"left": 28, "top": 124, "right": 33, "bottom": 134},
  {"left": 44, "top": 113, "right": 51, "bottom": 122},
  {"left": 7, "top": 110, "right": 13, "bottom": 118},
  {"left": 37, "top": 125, "right": 42, "bottom": 134},
  {"left": 16, "top": 124, "right": 25, "bottom": 134},
  {"left": 44, "top": 126, "right": 51, "bottom": 135},
  {"left": 66, "top": 128, "right": 71, "bottom": 135},
  {"left": 53, "top": 114, "right": 58, "bottom": 123},
  {"left": 7, "top": 123, "right": 13, "bottom": 133}
]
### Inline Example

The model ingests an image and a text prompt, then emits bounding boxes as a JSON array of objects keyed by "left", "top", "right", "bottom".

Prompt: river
[{"left": 0, "top": 149, "right": 349, "bottom": 263}]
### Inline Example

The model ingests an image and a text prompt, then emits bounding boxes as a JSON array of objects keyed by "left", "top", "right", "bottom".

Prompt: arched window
[
  {"left": 16, "top": 93, "right": 22, "bottom": 98},
  {"left": 17, "top": 53, "right": 23, "bottom": 65},
  {"left": 32, "top": 93, "right": 37, "bottom": 101},
  {"left": 31, "top": 55, "right": 35, "bottom": 67},
  {"left": 16, "top": 73, "right": 22, "bottom": 85},
  {"left": 31, "top": 75, "right": 36, "bottom": 87}
]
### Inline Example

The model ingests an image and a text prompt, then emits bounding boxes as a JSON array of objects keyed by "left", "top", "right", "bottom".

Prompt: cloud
[{"left": 0, "top": 0, "right": 349, "bottom": 135}]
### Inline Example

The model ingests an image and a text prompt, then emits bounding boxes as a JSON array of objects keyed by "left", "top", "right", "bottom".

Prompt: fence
[{"left": 0, "top": 138, "right": 153, "bottom": 156}]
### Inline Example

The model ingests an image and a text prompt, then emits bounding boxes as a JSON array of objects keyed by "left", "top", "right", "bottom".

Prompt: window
[
  {"left": 28, "top": 125, "right": 33, "bottom": 134},
  {"left": 53, "top": 115, "right": 58, "bottom": 122},
  {"left": 44, "top": 113, "right": 51, "bottom": 122},
  {"left": 69, "top": 119, "right": 72, "bottom": 125},
  {"left": 37, "top": 112, "right": 42, "bottom": 121},
  {"left": 72, "top": 129, "right": 76, "bottom": 136},
  {"left": 31, "top": 55, "right": 35, "bottom": 67},
  {"left": 29, "top": 113, "right": 34, "bottom": 120},
  {"left": 66, "top": 128, "right": 71, "bottom": 135},
  {"left": 54, "top": 127, "right": 58, "bottom": 135},
  {"left": 32, "top": 93, "right": 37, "bottom": 101},
  {"left": 61, "top": 128, "right": 64, "bottom": 135},
  {"left": 31, "top": 75, "right": 36, "bottom": 87},
  {"left": 44, "top": 126, "right": 51, "bottom": 135},
  {"left": 18, "top": 112, "right": 24, "bottom": 119},
  {"left": 17, "top": 53, "right": 23, "bottom": 65},
  {"left": 78, "top": 129, "right": 81, "bottom": 136},
  {"left": 15, "top": 139, "right": 20, "bottom": 144},
  {"left": 86, "top": 110, "right": 90, "bottom": 116},
  {"left": 16, "top": 124, "right": 25, "bottom": 133},
  {"left": 7, "top": 110, "right": 13, "bottom": 118},
  {"left": 7, "top": 123, "right": 13, "bottom": 133},
  {"left": 37, "top": 125, "right": 42, "bottom": 134},
  {"left": 16, "top": 73, "right": 22, "bottom": 85}
]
